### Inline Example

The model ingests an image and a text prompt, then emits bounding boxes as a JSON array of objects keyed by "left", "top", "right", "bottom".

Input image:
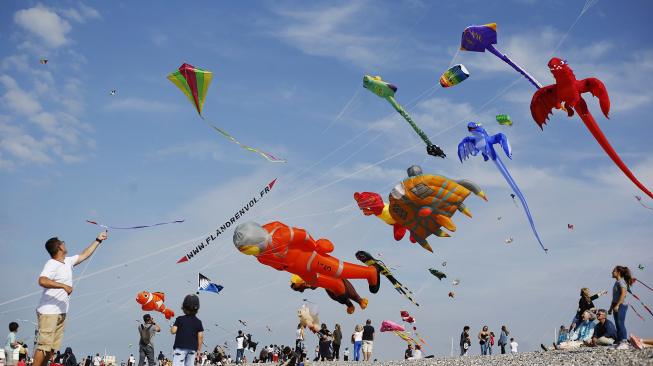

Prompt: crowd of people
[
  {"left": 458, "top": 325, "right": 518, "bottom": 356},
  {"left": 2, "top": 234, "right": 650, "bottom": 366},
  {"left": 539, "top": 266, "right": 651, "bottom": 351}
]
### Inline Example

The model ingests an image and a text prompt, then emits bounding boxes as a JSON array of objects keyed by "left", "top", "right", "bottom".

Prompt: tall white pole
[{"left": 450, "top": 337, "right": 453, "bottom": 357}]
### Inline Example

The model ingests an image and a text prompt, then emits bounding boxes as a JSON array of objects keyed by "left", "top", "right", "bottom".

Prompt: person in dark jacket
[
  {"left": 62, "top": 347, "right": 76, "bottom": 366},
  {"left": 571, "top": 288, "right": 607, "bottom": 330},
  {"left": 332, "top": 324, "right": 342, "bottom": 360},
  {"left": 317, "top": 324, "right": 332, "bottom": 361},
  {"left": 590, "top": 309, "right": 617, "bottom": 346}
]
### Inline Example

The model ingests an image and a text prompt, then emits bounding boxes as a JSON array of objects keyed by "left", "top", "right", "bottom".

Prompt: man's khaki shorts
[
  {"left": 362, "top": 340, "right": 373, "bottom": 353},
  {"left": 36, "top": 313, "right": 66, "bottom": 352}
]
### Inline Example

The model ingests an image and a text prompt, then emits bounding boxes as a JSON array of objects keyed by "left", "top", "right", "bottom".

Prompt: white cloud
[
  {"left": 104, "top": 97, "right": 176, "bottom": 112},
  {"left": 60, "top": 4, "right": 101, "bottom": 23},
  {"left": 14, "top": 5, "right": 72, "bottom": 48}
]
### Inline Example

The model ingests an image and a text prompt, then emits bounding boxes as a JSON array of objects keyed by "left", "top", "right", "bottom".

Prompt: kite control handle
[{"left": 426, "top": 144, "right": 446, "bottom": 158}]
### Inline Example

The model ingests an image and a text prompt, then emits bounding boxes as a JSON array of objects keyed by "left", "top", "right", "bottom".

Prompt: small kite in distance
[
  {"left": 428, "top": 268, "right": 447, "bottom": 280},
  {"left": 635, "top": 195, "right": 653, "bottom": 210},
  {"left": 448, "top": 291, "right": 455, "bottom": 298},
  {"left": 238, "top": 320, "right": 247, "bottom": 327},
  {"left": 198, "top": 273, "right": 224, "bottom": 294},
  {"left": 110, "top": 90, "right": 116, "bottom": 96},
  {"left": 505, "top": 237, "right": 514, "bottom": 244},
  {"left": 568, "top": 224, "right": 574, "bottom": 230},
  {"left": 439, "top": 64, "right": 469, "bottom": 88},
  {"left": 638, "top": 264, "right": 645, "bottom": 271},
  {"left": 39, "top": 58, "right": 48, "bottom": 65},
  {"left": 452, "top": 279, "right": 460, "bottom": 286},
  {"left": 496, "top": 114, "right": 513, "bottom": 126}
]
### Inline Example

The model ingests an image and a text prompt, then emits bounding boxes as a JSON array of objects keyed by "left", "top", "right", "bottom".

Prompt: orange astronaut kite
[
  {"left": 136, "top": 291, "right": 175, "bottom": 320},
  {"left": 233, "top": 221, "right": 381, "bottom": 299}
]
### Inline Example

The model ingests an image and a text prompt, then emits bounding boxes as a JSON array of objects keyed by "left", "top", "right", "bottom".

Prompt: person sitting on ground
[
  {"left": 571, "top": 288, "right": 607, "bottom": 330},
  {"left": 629, "top": 335, "right": 653, "bottom": 350},
  {"left": 590, "top": 309, "right": 617, "bottom": 346},
  {"left": 553, "top": 311, "right": 596, "bottom": 350},
  {"left": 403, "top": 344, "right": 412, "bottom": 360},
  {"left": 407, "top": 345, "right": 422, "bottom": 360},
  {"left": 556, "top": 325, "right": 569, "bottom": 345}
]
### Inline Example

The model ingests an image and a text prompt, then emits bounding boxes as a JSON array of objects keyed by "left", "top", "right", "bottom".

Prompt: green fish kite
[{"left": 363, "top": 75, "right": 446, "bottom": 158}]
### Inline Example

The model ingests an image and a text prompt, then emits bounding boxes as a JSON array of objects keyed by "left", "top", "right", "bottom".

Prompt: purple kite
[{"left": 460, "top": 23, "right": 542, "bottom": 89}]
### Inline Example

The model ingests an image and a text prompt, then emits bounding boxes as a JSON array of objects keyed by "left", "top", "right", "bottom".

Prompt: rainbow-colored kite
[{"left": 168, "top": 63, "right": 286, "bottom": 163}]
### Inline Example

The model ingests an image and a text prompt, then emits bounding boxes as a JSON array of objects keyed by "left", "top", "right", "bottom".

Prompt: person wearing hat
[
  {"left": 138, "top": 314, "right": 160, "bottom": 366},
  {"left": 170, "top": 295, "right": 203, "bottom": 366}
]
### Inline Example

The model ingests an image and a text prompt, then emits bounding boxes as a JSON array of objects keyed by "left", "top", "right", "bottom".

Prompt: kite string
[{"left": 551, "top": 0, "right": 599, "bottom": 55}]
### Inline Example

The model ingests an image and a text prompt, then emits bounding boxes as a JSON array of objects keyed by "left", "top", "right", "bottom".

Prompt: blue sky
[{"left": 1, "top": 0, "right": 652, "bottom": 361}]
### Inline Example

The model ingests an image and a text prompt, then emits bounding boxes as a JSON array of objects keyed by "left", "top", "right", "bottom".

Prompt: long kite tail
[
  {"left": 386, "top": 96, "right": 433, "bottom": 146},
  {"left": 493, "top": 157, "right": 548, "bottom": 252},
  {"left": 630, "top": 304, "right": 646, "bottom": 321},
  {"left": 573, "top": 111, "right": 653, "bottom": 199},
  {"left": 200, "top": 117, "right": 287, "bottom": 163},
  {"left": 86, "top": 219, "right": 184, "bottom": 230},
  {"left": 358, "top": 252, "right": 419, "bottom": 306},
  {"left": 485, "top": 44, "right": 543, "bottom": 89}
]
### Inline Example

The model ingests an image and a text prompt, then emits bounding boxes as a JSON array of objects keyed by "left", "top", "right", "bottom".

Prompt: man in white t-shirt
[
  {"left": 32, "top": 232, "right": 109, "bottom": 366},
  {"left": 510, "top": 338, "right": 518, "bottom": 354},
  {"left": 93, "top": 353, "right": 102, "bottom": 366},
  {"left": 235, "top": 331, "right": 244, "bottom": 364}
]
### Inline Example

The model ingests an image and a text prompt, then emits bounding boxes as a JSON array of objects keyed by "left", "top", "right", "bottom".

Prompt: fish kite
[
  {"left": 86, "top": 219, "right": 184, "bottom": 230},
  {"left": 531, "top": 58, "right": 653, "bottom": 200},
  {"left": 177, "top": 179, "right": 277, "bottom": 263},
  {"left": 168, "top": 63, "right": 286, "bottom": 163},
  {"left": 635, "top": 196, "right": 653, "bottom": 211},
  {"left": 458, "top": 122, "right": 547, "bottom": 252},
  {"left": 356, "top": 251, "right": 419, "bottom": 306},
  {"left": 363, "top": 75, "right": 446, "bottom": 158},
  {"left": 496, "top": 114, "right": 512, "bottom": 127},
  {"left": 460, "top": 23, "right": 542, "bottom": 89},
  {"left": 428, "top": 268, "right": 446, "bottom": 280},
  {"left": 136, "top": 291, "right": 174, "bottom": 320},
  {"left": 198, "top": 273, "right": 224, "bottom": 294},
  {"left": 439, "top": 64, "right": 469, "bottom": 88},
  {"left": 39, "top": 58, "right": 48, "bottom": 65},
  {"left": 354, "top": 165, "right": 486, "bottom": 253}
]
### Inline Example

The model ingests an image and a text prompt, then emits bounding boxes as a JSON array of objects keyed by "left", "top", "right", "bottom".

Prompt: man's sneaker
[
  {"left": 615, "top": 341, "right": 630, "bottom": 350},
  {"left": 629, "top": 335, "right": 644, "bottom": 350}
]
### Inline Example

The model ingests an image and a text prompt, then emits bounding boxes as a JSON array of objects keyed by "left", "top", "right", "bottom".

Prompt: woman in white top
[
  {"left": 408, "top": 345, "right": 423, "bottom": 360},
  {"left": 295, "top": 324, "right": 304, "bottom": 353},
  {"left": 352, "top": 325, "right": 363, "bottom": 361}
]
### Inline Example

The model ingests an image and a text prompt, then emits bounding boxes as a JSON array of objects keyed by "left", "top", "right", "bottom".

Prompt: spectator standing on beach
[
  {"left": 84, "top": 356, "right": 91, "bottom": 366},
  {"left": 157, "top": 352, "right": 164, "bottom": 366},
  {"left": 459, "top": 326, "right": 471, "bottom": 356},
  {"left": 361, "top": 320, "right": 374, "bottom": 361},
  {"left": 590, "top": 309, "right": 617, "bottom": 346},
  {"left": 571, "top": 288, "right": 607, "bottom": 330},
  {"left": 61, "top": 348, "right": 75, "bottom": 366},
  {"left": 235, "top": 331, "right": 245, "bottom": 364},
  {"left": 93, "top": 354, "right": 101, "bottom": 366},
  {"left": 5, "top": 322, "right": 21, "bottom": 366},
  {"left": 138, "top": 314, "right": 160, "bottom": 366},
  {"left": 609, "top": 266, "right": 633, "bottom": 349},
  {"left": 332, "top": 324, "right": 342, "bottom": 360},
  {"left": 295, "top": 325, "right": 304, "bottom": 354},
  {"left": 352, "top": 325, "right": 363, "bottom": 361},
  {"left": 32, "top": 233, "right": 108, "bottom": 366},
  {"left": 128, "top": 355, "right": 135, "bottom": 366},
  {"left": 317, "top": 324, "right": 332, "bottom": 361},
  {"left": 343, "top": 347, "right": 349, "bottom": 361},
  {"left": 478, "top": 326, "right": 490, "bottom": 355},
  {"left": 510, "top": 338, "right": 518, "bottom": 354},
  {"left": 488, "top": 332, "right": 495, "bottom": 355},
  {"left": 498, "top": 326, "right": 510, "bottom": 354},
  {"left": 170, "top": 295, "right": 204, "bottom": 366}
]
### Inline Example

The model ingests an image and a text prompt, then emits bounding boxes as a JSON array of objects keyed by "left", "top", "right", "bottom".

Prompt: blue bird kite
[{"left": 457, "top": 122, "right": 547, "bottom": 253}]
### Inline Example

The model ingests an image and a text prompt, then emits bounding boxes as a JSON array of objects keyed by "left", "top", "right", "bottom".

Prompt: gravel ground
[{"left": 263, "top": 347, "right": 653, "bottom": 366}]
